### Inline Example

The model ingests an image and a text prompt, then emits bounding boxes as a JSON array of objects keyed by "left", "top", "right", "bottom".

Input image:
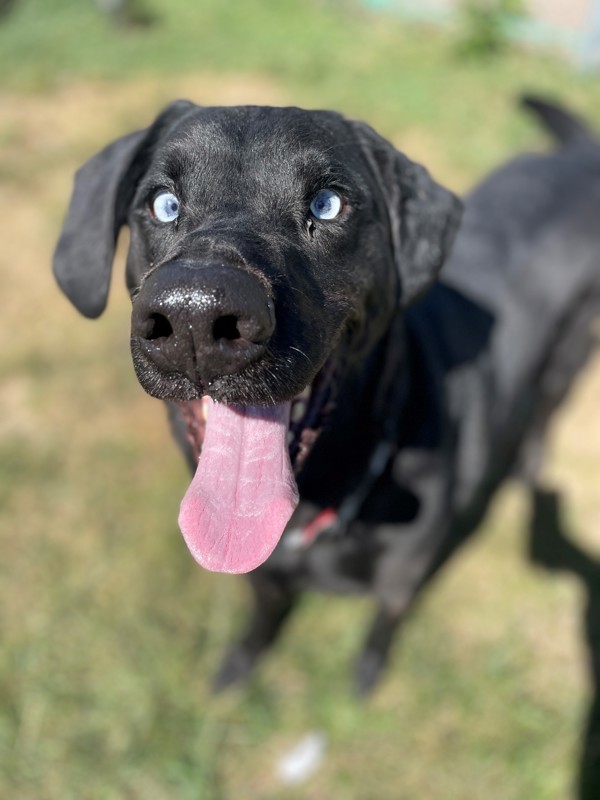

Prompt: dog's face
[
  {"left": 126, "top": 105, "right": 399, "bottom": 404},
  {"left": 54, "top": 101, "right": 461, "bottom": 574}
]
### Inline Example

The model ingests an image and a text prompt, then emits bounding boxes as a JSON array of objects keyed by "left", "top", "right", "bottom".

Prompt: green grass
[
  {"left": 1, "top": 1, "right": 599, "bottom": 797},
  {"left": 4, "top": 0, "right": 600, "bottom": 180}
]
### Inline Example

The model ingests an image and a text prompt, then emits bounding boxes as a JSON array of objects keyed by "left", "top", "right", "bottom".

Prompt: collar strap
[{"left": 285, "top": 317, "right": 409, "bottom": 551}]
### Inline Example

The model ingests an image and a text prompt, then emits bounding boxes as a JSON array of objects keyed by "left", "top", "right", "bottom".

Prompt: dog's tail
[{"left": 521, "top": 95, "right": 596, "bottom": 146}]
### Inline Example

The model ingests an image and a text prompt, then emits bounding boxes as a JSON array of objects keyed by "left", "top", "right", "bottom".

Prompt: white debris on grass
[{"left": 275, "top": 730, "right": 328, "bottom": 785}]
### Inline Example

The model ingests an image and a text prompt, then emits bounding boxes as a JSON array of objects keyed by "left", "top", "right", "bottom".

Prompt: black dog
[{"left": 53, "top": 97, "right": 600, "bottom": 695}]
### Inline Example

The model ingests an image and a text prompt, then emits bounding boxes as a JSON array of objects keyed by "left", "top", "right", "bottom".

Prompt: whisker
[{"left": 290, "top": 346, "right": 311, "bottom": 364}]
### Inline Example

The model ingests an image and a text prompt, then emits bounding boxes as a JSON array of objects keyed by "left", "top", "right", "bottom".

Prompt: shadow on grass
[{"left": 530, "top": 487, "right": 600, "bottom": 800}]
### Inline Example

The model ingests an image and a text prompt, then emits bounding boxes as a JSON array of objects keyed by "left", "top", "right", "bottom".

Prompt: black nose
[{"left": 131, "top": 262, "right": 275, "bottom": 387}]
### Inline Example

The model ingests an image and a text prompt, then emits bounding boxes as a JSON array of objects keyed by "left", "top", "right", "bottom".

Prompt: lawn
[{"left": 1, "top": 1, "right": 600, "bottom": 797}]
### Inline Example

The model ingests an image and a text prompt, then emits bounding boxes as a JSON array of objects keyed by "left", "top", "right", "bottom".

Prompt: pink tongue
[{"left": 178, "top": 398, "right": 299, "bottom": 573}]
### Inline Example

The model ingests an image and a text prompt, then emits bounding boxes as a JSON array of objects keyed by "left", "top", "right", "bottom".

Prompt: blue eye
[
  {"left": 152, "top": 191, "right": 180, "bottom": 223},
  {"left": 309, "top": 189, "right": 342, "bottom": 221}
]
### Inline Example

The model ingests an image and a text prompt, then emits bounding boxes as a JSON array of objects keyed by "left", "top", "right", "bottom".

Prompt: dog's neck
[{"left": 297, "top": 315, "right": 410, "bottom": 513}]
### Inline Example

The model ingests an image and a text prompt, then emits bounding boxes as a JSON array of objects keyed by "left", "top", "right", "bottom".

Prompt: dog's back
[{"left": 442, "top": 98, "right": 600, "bottom": 487}]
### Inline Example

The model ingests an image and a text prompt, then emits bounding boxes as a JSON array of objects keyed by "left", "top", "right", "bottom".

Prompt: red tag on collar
[{"left": 301, "top": 507, "right": 338, "bottom": 545}]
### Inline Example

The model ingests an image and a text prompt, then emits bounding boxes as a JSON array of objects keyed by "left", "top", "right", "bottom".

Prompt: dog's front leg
[
  {"left": 354, "top": 526, "right": 450, "bottom": 697},
  {"left": 355, "top": 450, "right": 452, "bottom": 696},
  {"left": 355, "top": 604, "right": 406, "bottom": 697},
  {"left": 213, "top": 569, "right": 299, "bottom": 692}
]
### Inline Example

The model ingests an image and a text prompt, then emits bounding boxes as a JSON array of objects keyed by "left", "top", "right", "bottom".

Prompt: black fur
[{"left": 54, "top": 97, "right": 600, "bottom": 696}]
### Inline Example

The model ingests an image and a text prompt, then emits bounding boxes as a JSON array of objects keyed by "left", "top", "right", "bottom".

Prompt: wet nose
[{"left": 131, "top": 262, "right": 275, "bottom": 386}]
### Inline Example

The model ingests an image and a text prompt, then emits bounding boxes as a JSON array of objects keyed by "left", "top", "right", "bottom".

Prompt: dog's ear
[
  {"left": 53, "top": 100, "right": 194, "bottom": 318},
  {"left": 351, "top": 121, "right": 463, "bottom": 307}
]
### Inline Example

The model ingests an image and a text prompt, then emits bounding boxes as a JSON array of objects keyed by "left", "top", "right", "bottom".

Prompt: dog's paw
[
  {"left": 354, "top": 650, "right": 386, "bottom": 697},
  {"left": 212, "top": 647, "right": 257, "bottom": 693}
]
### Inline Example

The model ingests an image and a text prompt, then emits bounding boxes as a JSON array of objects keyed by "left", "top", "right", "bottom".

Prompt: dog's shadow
[{"left": 529, "top": 487, "right": 600, "bottom": 800}]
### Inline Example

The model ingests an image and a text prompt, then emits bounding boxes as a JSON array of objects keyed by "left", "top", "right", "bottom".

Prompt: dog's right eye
[{"left": 151, "top": 191, "right": 180, "bottom": 223}]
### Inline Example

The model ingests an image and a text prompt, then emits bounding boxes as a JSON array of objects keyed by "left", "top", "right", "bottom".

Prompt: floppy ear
[
  {"left": 53, "top": 100, "right": 194, "bottom": 318},
  {"left": 352, "top": 121, "right": 463, "bottom": 307}
]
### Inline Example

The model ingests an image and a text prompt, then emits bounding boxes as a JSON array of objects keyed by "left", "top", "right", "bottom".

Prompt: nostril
[
  {"left": 213, "top": 314, "right": 241, "bottom": 342},
  {"left": 144, "top": 312, "right": 173, "bottom": 341}
]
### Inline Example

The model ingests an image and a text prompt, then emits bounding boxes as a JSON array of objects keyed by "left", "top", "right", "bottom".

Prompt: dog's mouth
[{"left": 176, "top": 361, "right": 336, "bottom": 574}]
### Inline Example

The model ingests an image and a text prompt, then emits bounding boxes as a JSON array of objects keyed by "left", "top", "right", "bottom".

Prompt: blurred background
[{"left": 1, "top": 1, "right": 600, "bottom": 797}]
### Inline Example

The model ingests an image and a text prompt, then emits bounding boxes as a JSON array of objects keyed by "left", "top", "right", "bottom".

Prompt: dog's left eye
[
  {"left": 152, "top": 191, "right": 180, "bottom": 223},
  {"left": 309, "top": 189, "right": 342, "bottom": 220}
]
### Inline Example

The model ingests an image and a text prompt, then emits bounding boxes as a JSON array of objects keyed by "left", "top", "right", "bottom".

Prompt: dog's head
[{"left": 54, "top": 101, "right": 461, "bottom": 574}]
